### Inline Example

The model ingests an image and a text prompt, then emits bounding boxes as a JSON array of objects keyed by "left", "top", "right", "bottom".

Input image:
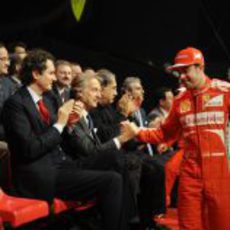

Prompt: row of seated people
[
  {"left": 0, "top": 47, "right": 129, "bottom": 230},
  {"left": 0, "top": 43, "right": 183, "bottom": 229},
  {"left": 48, "top": 65, "right": 183, "bottom": 226}
]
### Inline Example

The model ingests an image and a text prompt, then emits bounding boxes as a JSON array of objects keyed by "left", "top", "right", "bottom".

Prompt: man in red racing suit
[{"left": 122, "top": 47, "right": 230, "bottom": 230}]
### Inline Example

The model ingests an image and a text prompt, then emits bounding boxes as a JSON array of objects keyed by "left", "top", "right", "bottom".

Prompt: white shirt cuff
[
  {"left": 113, "top": 138, "right": 121, "bottom": 149},
  {"left": 53, "top": 123, "right": 64, "bottom": 134}
]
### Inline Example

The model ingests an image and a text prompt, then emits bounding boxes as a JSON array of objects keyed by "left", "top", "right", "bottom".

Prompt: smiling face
[
  {"left": 81, "top": 78, "right": 101, "bottom": 111},
  {"left": 56, "top": 64, "right": 73, "bottom": 88},
  {"left": 176, "top": 65, "right": 206, "bottom": 89},
  {"left": 128, "top": 81, "right": 144, "bottom": 107}
]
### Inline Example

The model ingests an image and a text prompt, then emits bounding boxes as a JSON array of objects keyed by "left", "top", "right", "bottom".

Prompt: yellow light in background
[{"left": 71, "top": 0, "right": 87, "bottom": 22}]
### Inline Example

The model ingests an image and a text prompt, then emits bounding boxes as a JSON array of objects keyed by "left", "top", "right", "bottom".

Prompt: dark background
[{"left": 1, "top": 0, "right": 229, "bottom": 110}]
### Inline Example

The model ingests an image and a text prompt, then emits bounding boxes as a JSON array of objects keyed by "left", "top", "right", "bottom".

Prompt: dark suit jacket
[
  {"left": 62, "top": 117, "right": 119, "bottom": 161},
  {"left": 45, "top": 84, "right": 71, "bottom": 112},
  {"left": 0, "top": 76, "right": 18, "bottom": 140},
  {"left": 90, "top": 105, "right": 126, "bottom": 143},
  {"left": 6, "top": 76, "right": 22, "bottom": 94},
  {"left": 2, "top": 87, "right": 65, "bottom": 201},
  {"left": 62, "top": 116, "right": 141, "bottom": 200},
  {"left": 129, "top": 108, "right": 148, "bottom": 127},
  {"left": 147, "top": 106, "right": 166, "bottom": 122}
]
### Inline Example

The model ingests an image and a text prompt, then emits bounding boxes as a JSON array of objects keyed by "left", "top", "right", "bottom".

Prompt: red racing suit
[{"left": 137, "top": 77, "right": 230, "bottom": 230}]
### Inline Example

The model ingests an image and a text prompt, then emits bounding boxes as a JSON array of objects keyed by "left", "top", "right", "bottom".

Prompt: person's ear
[{"left": 32, "top": 70, "right": 40, "bottom": 80}]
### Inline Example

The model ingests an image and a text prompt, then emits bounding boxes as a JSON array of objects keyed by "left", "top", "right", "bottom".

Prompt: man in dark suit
[
  {"left": 0, "top": 43, "right": 11, "bottom": 141},
  {"left": 147, "top": 87, "right": 174, "bottom": 122},
  {"left": 120, "top": 76, "right": 154, "bottom": 155},
  {"left": 2, "top": 49, "right": 126, "bottom": 230},
  {"left": 47, "top": 60, "right": 73, "bottom": 112},
  {"left": 120, "top": 76, "right": 169, "bottom": 219},
  {"left": 62, "top": 71, "right": 138, "bottom": 227},
  {"left": 90, "top": 70, "right": 135, "bottom": 143},
  {"left": 63, "top": 71, "right": 132, "bottom": 161},
  {"left": 6, "top": 55, "right": 23, "bottom": 94},
  {"left": 90, "top": 71, "right": 165, "bottom": 229},
  {"left": 147, "top": 87, "right": 177, "bottom": 172}
]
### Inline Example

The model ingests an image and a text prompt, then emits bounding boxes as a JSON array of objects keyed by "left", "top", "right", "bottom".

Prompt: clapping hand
[
  {"left": 67, "top": 100, "right": 84, "bottom": 126},
  {"left": 117, "top": 93, "right": 138, "bottom": 117}
]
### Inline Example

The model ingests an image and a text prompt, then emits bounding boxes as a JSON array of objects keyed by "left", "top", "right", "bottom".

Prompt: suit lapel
[
  {"left": 53, "top": 84, "right": 63, "bottom": 106},
  {"left": 78, "top": 118, "right": 94, "bottom": 140},
  {"left": 64, "top": 88, "right": 70, "bottom": 102},
  {"left": 139, "top": 108, "right": 147, "bottom": 126},
  {"left": 130, "top": 111, "right": 140, "bottom": 126},
  {"left": 21, "top": 88, "right": 50, "bottom": 129},
  {"left": 78, "top": 118, "right": 101, "bottom": 144},
  {"left": 44, "top": 95, "right": 56, "bottom": 124}
]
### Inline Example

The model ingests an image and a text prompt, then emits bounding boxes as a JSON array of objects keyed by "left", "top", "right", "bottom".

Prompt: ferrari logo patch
[
  {"left": 204, "top": 95, "right": 223, "bottom": 107},
  {"left": 202, "top": 94, "right": 211, "bottom": 106},
  {"left": 180, "top": 100, "right": 191, "bottom": 113}
]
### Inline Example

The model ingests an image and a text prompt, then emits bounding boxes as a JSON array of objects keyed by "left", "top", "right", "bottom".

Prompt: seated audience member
[
  {"left": 83, "top": 67, "right": 96, "bottom": 76},
  {"left": 147, "top": 113, "right": 174, "bottom": 157},
  {"left": 62, "top": 72, "right": 138, "bottom": 226},
  {"left": 63, "top": 72, "right": 131, "bottom": 170},
  {"left": 90, "top": 69, "right": 128, "bottom": 142},
  {"left": 2, "top": 49, "right": 126, "bottom": 230},
  {"left": 147, "top": 87, "right": 176, "bottom": 162},
  {"left": 148, "top": 87, "right": 174, "bottom": 121},
  {"left": 6, "top": 55, "right": 23, "bottom": 93},
  {"left": 121, "top": 77, "right": 175, "bottom": 218},
  {"left": 0, "top": 43, "right": 11, "bottom": 141},
  {"left": 90, "top": 69, "right": 166, "bottom": 229},
  {"left": 54, "top": 60, "right": 73, "bottom": 103},
  {"left": 148, "top": 113, "right": 163, "bottom": 129},
  {"left": 47, "top": 60, "right": 73, "bottom": 111},
  {"left": 120, "top": 76, "right": 154, "bottom": 155}
]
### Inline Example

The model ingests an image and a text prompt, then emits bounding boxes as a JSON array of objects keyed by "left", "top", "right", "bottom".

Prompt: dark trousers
[
  {"left": 55, "top": 162, "right": 125, "bottom": 230},
  {"left": 125, "top": 152, "right": 165, "bottom": 228},
  {"left": 138, "top": 160, "right": 165, "bottom": 218},
  {"left": 79, "top": 150, "right": 137, "bottom": 228}
]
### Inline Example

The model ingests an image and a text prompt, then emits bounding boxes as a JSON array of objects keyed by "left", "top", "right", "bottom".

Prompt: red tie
[{"left": 37, "top": 99, "right": 50, "bottom": 124}]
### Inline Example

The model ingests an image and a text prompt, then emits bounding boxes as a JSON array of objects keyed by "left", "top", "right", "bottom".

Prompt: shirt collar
[
  {"left": 11, "top": 76, "right": 22, "bottom": 85},
  {"left": 81, "top": 109, "right": 88, "bottom": 121},
  {"left": 27, "top": 86, "right": 42, "bottom": 104},
  {"left": 56, "top": 85, "right": 65, "bottom": 95}
]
